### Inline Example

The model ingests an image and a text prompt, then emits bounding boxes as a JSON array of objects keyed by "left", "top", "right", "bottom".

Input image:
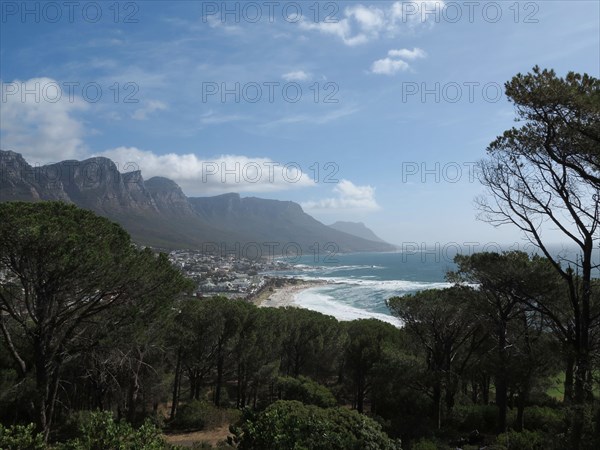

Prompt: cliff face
[
  {"left": 189, "top": 195, "right": 396, "bottom": 253},
  {"left": 41, "top": 157, "right": 160, "bottom": 214},
  {"left": 0, "top": 150, "right": 70, "bottom": 202},
  {"left": 145, "top": 176, "right": 196, "bottom": 217},
  {"left": 0, "top": 150, "right": 396, "bottom": 253}
]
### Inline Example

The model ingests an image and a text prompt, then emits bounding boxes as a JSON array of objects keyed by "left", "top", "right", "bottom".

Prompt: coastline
[{"left": 254, "top": 278, "right": 327, "bottom": 308}]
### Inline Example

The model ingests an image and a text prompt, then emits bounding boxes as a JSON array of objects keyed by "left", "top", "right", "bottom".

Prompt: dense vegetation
[{"left": 1, "top": 68, "right": 598, "bottom": 449}]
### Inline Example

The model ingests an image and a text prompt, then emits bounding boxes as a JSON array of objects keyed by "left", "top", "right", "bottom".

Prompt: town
[{"left": 167, "top": 248, "right": 296, "bottom": 299}]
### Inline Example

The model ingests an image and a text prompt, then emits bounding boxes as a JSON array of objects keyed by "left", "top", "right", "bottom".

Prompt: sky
[{"left": 1, "top": 0, "right": 599, "bottom": 248}]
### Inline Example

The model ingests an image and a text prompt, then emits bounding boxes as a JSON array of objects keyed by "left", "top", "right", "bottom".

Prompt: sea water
[
  {"left": 269, "top": 251, "right": 457, "bottom": 326},
  {"left": 268, "top": 244, "right": 597, "bottom": 325}
]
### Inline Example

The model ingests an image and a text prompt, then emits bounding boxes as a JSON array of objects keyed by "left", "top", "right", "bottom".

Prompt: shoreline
[{"left": 255, "top": 278, "right": 327, "bottom": 308}]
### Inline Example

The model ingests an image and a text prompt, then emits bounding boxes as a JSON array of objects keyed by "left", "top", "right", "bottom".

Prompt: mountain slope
[
  {"left": 328, "top": 221, "right": 391, "bottom": 245},
  {"left": 189, "top": 194, "right": 395, "bottom": 253},
  {"left": 0, "top": 150, "right": 395, "bottom": 253}
]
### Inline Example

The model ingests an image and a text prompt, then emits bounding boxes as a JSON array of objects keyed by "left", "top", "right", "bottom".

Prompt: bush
[
  {"left": 495, "top": 430, "right": 550, "bottom": 450},
  {"left": 234, "top": 400, "right": 400, "bottom": 450},
  {"left": 0, "top": 423, "right": 45, "bottom": 450},
  {"left": 171, "top": 400, "right": 240, "bottom": 431},
  {"left": 519, "top": 406, "right": 565, "bottom": 433},
  {"left": 411, "top": 438, "right": 438, "bottom": 450},
  {"left": 276, "top": 376, "right": 337, "bottom": 407},
  {"left": 449, "top": 404, "right": 498, "bottom": 433},
  {"left": 190, "top": 442, "right": 235, "bottom": 449},
  {"left": 56, "top": 410, "right": 166, "bottom": 450}
]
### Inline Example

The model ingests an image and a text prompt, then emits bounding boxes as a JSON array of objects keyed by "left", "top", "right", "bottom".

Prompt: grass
[
  {"left": 545, "top": 371, "right": 600, "bottom": 401},
  {"left": 546, "top": 372, "right": 565, "bottom": 401}
]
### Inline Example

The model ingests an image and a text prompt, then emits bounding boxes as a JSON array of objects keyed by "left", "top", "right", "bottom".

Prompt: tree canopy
[{"left": 0, "top": 201, "right": 192, "bottom": 438}]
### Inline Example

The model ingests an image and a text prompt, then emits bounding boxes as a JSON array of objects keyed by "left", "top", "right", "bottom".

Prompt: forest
[{"left": 0, "top": 69, "right": 599, "bottom": 449}]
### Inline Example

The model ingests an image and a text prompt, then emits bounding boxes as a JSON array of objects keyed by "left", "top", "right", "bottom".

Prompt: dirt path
[{"left": 163, "top": 425, "right": 231, "bottom": 448}]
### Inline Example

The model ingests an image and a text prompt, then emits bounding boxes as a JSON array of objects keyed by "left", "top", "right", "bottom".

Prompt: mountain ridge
[
  {"left": 0, "top": 150, "right": 395, "bottom": 254},
  {"left": 328, "top": 221, "right": 392, "bottom": 246}
]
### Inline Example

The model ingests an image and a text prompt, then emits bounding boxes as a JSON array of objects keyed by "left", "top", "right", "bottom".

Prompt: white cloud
[
  {"left": 97, "top": 147, "right": 317, "bottom": 195},
  {"left": 387, "top": 47, "right": 427, "bottom": 60},
  {"left": 299, "top": 1, "right": 445, "bottom": 46},
  {"left": 371, "top": 58, "right": 410, "bottom": 75},
  {"left": 301, "top": 179, "right": 380, "bottom": 211},
  {"left": 371, "top": 47, "right": 427, "bottom": 75},
  {"left": 206, "top": 15, "right": 243, "bottom": 34},
  {"left": 262, "top": 106, "right": 359, "bottom": 127},
  {"left": 199, "top": 111, "right": 248, "bottom": 125},
  {"left": 0, "top": 77, "right": 88, "bottom": 163},
  {"left": 282, "top": 70, "right": 311, "bottom": 81},
  {"left": 132, "top": 100, "right": 167, "bottom": 120},
  {"left": 299, "top": 20, "right": 367, "bottom": 47}
]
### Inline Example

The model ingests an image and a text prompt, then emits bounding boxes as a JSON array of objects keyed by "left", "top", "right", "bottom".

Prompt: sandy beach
[{"left": 257, "top": 279, "right": 327, "bottom": 308}]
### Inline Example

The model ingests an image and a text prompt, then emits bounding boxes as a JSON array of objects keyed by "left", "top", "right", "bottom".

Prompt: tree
[
  {"left": 0, "top": 202, "right": 192, "bottom": 439},
  {"left": 477, "top": 67, "right": 600, "bottom": 448},
  {"left": 343, "top": 319, "right": 398, "bottom": 414},
  {"left": 502, "top": 67, "right": 600, "bottom": 187},
  {"left": 448, "top": 251, "right": 560, "bottom": 432},
  {"left": 279, "top": 307, "right": 344, "bottom": 380},
  {"left": 388, "top": 286, "right": 485, "bottom": 430}
]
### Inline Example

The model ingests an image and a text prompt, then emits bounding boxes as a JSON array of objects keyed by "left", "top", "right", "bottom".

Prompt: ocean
[
  {"left": 268, "top": 251, "right": 457, "bottom": 326},
  {"left": 266, "top": 244, "right": 598, "bottom": 326}
]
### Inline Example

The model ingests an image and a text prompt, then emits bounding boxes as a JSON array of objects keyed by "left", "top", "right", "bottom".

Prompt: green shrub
[
  {"left": 276, "top": 376, "right": 337, "bottom": 407},
  {"left": 56, "top": 410, "right": 166, "bottom": 450},
  {"left": 171, "top": 400, "right": 240, "bottom": 431},
  {"left": 520, "top": 406, "right": 565, "bottom": 433},
  {"left": 411, "top": 438, "right": 438, "bottom": 450},
  {"left": 449, "top": 404, "right": 498, "bottom": 433},
  {"left": 0, "top": 423, "right": 45, "bottom": 450},
  {"left": 495, "top": 429, "right": 549, "bottom": 450},
  {"left": 190, "top": 442, "right": 235, "bottom": 449},
  {"left": 234, "top": 400, "right": 400, "bottom": 450}
]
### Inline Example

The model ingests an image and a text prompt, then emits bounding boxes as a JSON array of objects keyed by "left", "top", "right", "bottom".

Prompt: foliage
[
  {"left": 516, "top": 406, "right": 565, "bottom": 434},
  {"left": 410, "top": 439, "right": 439, "bottom": 450},
  {"left": 388, "top": 286, "right": 484, "bottom": 429},
  {"left": 171, "top": 400, "right": 240, "bottom": 431},
  {"left": 477, "top": 66, "right": 600, "bottom": 448},
  {"left": 56, "top": 411, "right": 166, "bottom": 450},
  {"left": 448, "top": 405, "right": 499, "bottom": 433},
  {"left": 495, "top": 429, "right": 550, "bottom": 450},
  {"left": 234, "top": 400, "right": 400, "bottom": 450},
  {"left": 0, "top": 423, "right": 45, "bottom": 450},
  {"left": 276, "top": 376, "right": 336, "bottom": 408},
  {"left": 0, "top": 202, "right": 193, "bottom": 436}
]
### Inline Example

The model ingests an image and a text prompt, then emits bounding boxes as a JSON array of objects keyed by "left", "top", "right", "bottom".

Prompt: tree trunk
[
  {"left": 126, "top": 372, "right": 140, "bottom": 423},
  {"left": 445, "top": 387, "right": 456, "bottom": 413},
  {"left": 189, "top": 369, "right": 196, "bottom": 400},
  {"left": 170, "top": 347, "right": 182, "bottom": 421},
  {"left": 496, "top": 322, "right": 508, "bottom": 433},
  {"left": 34, "top": 340, "right": 51, "bottom": 440},
  {"left": 570, "top": 247, "right": 593, "bottom": 450},
  {"left": 516, "top": 389, "right": 527, "bottom": 431},
  {"left": 236, "top": 363, "right": 242, "bottom": 408},
  {"left": 482, "top": 374, "right": 490, "bottom": 405},
  {"left": 471, "top": 379, "right": 479, "bottom": 404},
  {"left": 433, "top": 382, "right": 442, "bottom": 430},
  {"left": 564, "top": 345, "right": 575, "bottom": 403},
  {"left": 215, "top": 354, "right": 224, "bottom": 407},
  {"left": 571, "top": 350, "right": 590, "bottom": 450},
  {"left": 356, "top": 369, "right": 365, "bottom": 414}
]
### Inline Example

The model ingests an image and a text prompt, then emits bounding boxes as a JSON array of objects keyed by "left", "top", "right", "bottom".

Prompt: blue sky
[{"left": 1, "top": 0, "right": 599, "bottom": 247}]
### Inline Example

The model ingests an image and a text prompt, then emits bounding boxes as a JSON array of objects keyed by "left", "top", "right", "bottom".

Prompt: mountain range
[
  {"left": 328, "top": 221, "right": 389, "bottom": 244},
  {"left": 0, "top": 150, "right": 396, "bottom": 254}
]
